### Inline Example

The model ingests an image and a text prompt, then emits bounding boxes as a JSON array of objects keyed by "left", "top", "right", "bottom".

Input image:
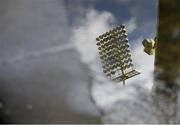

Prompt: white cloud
[
  {"left": 68, "top": 8, "right": 116, "bottom": 113},
  {"left": 125, "top": 17, "right": 137, "bottom": 34},
  {"left": 131, "top": 38, "right": 154, "bottom": 89},
  {"left": 71, "top": 9, "right": 115, "bottom": 65}
]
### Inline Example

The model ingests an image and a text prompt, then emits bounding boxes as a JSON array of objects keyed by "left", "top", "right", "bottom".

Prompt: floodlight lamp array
[{"left": 96, "top": 24, "right": 140, "bottom": 85}]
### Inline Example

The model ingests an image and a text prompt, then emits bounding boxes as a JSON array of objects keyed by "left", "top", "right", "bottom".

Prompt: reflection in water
[{"left": 1, "top": 0, "right": 180, "bottom": 124}]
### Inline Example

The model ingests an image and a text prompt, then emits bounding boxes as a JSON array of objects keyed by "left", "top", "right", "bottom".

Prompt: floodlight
[{"left": 96, "top": 24, "right": 140, "bottom": 85}]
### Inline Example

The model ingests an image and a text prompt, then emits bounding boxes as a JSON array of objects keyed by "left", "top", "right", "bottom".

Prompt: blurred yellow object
[{"left": 142, "top": 38, "right": 156, "bottom": 55}]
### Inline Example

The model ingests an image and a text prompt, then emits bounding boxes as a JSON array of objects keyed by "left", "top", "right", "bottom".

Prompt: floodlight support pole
[{"left": 115, "top": 33, "right": 126, "bottom": 85}]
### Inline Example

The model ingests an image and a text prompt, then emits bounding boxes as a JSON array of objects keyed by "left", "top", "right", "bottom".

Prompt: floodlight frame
[{"left": 96, "top": 24, "right": 140, "bottom": 85}]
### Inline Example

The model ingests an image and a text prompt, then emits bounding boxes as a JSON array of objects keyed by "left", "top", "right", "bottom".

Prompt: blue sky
[{"left": 65, "top": 0, "right": 158, "bottom": 42}]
